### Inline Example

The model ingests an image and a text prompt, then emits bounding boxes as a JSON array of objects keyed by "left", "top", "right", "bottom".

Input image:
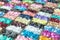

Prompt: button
[
  {"left": 54, "top": 9, "right": 60, "bottom": 15},
  {"left": 39, "top": 36, "right": 51, "bottom": 40},
  {"left": 11, "top": 21, "right": 26, "bottom": 28},
  {"left": 22, "top": 0, "right": 34, "bottom": 4},
  {"left": 23, "top": 11, "right": 36, "bottom": 17},
  {"left": 40, "top": 7, "right": 54, "bottom": 14},
  {"left": 35, "top": 0, "right": 47, "bottom": 5},
  {"left": 6, "top": 25, "right": 22, "bottom": 34},
  {"left": 44, "top": 25, "right": 55, "bottom": 32},
  {"left": 19, "top": 14, "right": 32, "bottom": 20},
  {"left": 28, "top": 3, "right": 43, "bottom": 12},
  {"left": 41, "top": 30, "right": 51, "bottom": 37},
  {"left": 0, "top": 11, "right": 5, "bottom": 16},
  {"left": 44, "top": 2, "right": 57, "bottom": 8},
  {"left": 54, "top": 28, "right": 60, "bottom": 34},
  {"left": 48, "top": 0, "right": 58, "bottom": 3},
  {"left": 4, "top": 11, "right": 21, "bottom": 20},
  {"left": 14, "top": 5, "right": 27, "bottom": 11}
]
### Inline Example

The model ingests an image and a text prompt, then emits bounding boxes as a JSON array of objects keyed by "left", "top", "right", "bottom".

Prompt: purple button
[
  {"left": 41, "top": 16, "right": 48, "bottom": 21},
  {"left": 34, "top": 15, "right": 41, "bottom": 19}
]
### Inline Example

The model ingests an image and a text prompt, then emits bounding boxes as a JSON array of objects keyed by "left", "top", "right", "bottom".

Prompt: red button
[
  {"left": 0, "top": 22, "right": 8, "bottom": 28},
  {"left": 50, "top": 18, "right": 59, "bottom": 23}
]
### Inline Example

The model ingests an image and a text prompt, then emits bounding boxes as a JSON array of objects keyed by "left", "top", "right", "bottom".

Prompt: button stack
[{"left": 0, "top": 0, "right": 60, "bottom": 40}]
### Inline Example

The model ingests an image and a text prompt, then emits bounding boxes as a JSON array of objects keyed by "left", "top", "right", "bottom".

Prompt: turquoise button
[
  {"left": 0, "top": 17, "right": 12, "bottom": 24},
  {"left": 0, "top": 34, "right": 4, "bottom": 40},
  {"left": 3, "top": 36, "right": 7, "bottom": 40},
  {"left": 5, "top": 18, "right": 12, "bottom": 24},
  {"left": 35, "top": 0, "right": 46, "bottom": 4},
  {"left": 14, "top": 6, "right": 27, "bottom": 11},
  {"left": 51, "top": 14, "right": 60, "bottom": 20},
  {"left": 6, "top": 37, "right": 13, "bottom": 40},
  {"left": 57, "top": 15, "right": 60, "bottom": 20},
  {"left": 51, "top": 14, "right": 58, "bottom": 19}
]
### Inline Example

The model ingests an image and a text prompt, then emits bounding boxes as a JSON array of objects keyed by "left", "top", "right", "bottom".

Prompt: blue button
[
  {"left": 14, "top": 6, "right": 27, "bottom": 11},
  {"left": 35, "top": 0, "right": 46, "bottom": 4},
  {"left": 54, "top": 28, "right": 60, "bottom": 34},
  {"left": 0, "top": 11, "right": 5, "bottom": 16},
  {"left": 44, "top": 25, "right": 55, "bottom": 32}
]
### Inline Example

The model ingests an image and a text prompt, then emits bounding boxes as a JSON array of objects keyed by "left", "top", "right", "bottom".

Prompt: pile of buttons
[{"left": 0, "top": 0, "right": 60, "bottom": 40}]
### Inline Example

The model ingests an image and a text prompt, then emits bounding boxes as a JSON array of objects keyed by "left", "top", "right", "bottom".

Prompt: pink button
[
  {"left": 4, "top": 11, "right": 21, "bottom": 20},
  {"left": 23, "top": 11, "right": 36, "bottom": 17},
  {"left": 15, "top": 35, "right": 33, "bottom": 40},
  {"left": 42, "top": 30, "right": 51, "bottom": 37}
]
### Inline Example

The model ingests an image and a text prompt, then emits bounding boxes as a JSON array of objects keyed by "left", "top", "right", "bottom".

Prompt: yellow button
[
  {"left": 32, "top": 18, "right": 47, "bottom": 25},
  {"left": 39, "top": 36, "right": 51, "bottom": 40},
  {"left": 15, "top": 17, "right": 30, "bottom": 25}
]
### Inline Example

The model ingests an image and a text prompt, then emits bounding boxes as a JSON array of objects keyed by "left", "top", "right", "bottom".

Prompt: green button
[
  {"left": 57, "top": 3, "right": 60, "bottom": 8},
  {"left": 23, "top": 0, "right": 34, "bottom": 3}
]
